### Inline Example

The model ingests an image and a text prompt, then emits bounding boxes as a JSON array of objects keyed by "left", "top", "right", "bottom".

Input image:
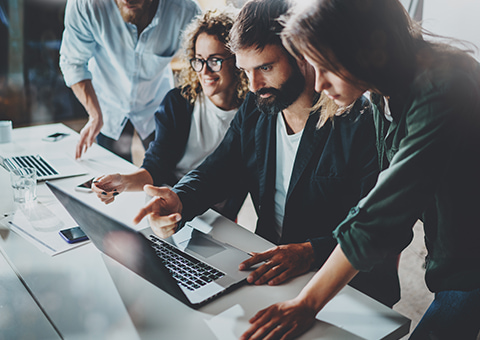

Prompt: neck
[
  {"left": 136, "top": 0, "right": 158, "bottom": 35},
  {"left": 282, "top": 88, "right": 315, "bottom": 135},
  {"left": 208, "top": 93, "right": 237, "bottom": 111},
  {"left": 281, "top": 61, "right": 317, "bottom": 134}
]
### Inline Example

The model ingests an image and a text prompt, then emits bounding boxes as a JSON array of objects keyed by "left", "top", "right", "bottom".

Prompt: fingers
[
  {"left": 75, "top": 123, "right": 99, "bottom": 159},
  {"left": 241, "top": 307, "right": 284, "bottom": 340},
  {"left": 241, "top": 245, "right": 314, "bottom": 285},
  {"left": 248, "top": 321, "right": 285, "bottom": 340},
  {"left": 240, "top": 308, "right": 269, "bottom": 340},
  {"left": 246, "top": 262, "right": 288, "bottom": 285},
  {"left": 143, "top": 184, "right": 176, "bottom": 199},
  {"left": 75, "top": 139, "right": 86, "bottom": 159},
  {"left": 91, "top": 176, "right": 105, "bottom": 193},
  {"left": 264, "top": 270, "right": 292, "bottom": 286},
  {"left": 239, "top": 251, "right": 273, "bottom": 270},
  {"left": 75, "top": 128, "right": 92, "bottom": 159},
  {"left": 241, "top": 301, "right": 316, "bottom": 340},
  {"left": 92, "top": 175, "right": 121, "bottom": 204},
  {"left": 95, "top": 191, "right": 118, "bottom": 204},
  {"left": 149, "top": 213, "right": 182, "bottom": 238},
  {"left": 102, "top": 195, "right": 116, "bottom": 205},
  {"left": 92, "top": 174, "right": 117, "bottom": 191},
  {"left": 86, "top": 127, "right": 95, "bottom": 148},
  {"left": 133, "top": 185, "right": 183, "bottom": 239},
  {"left": 132, "top": 195, "right": 181, "bottom": 225},
  {"left": 133, "top": 199, "right": 157, "bottom": 224}
]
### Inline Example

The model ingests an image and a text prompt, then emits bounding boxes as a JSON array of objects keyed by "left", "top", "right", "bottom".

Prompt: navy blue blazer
[
  {"left": 174, "top": 92, "right": 400, "bottom": 306},
  {"left": 142, "top": 88, "right": 195, "bottom": 188}
]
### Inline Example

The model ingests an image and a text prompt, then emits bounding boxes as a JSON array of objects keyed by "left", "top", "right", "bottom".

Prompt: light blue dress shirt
[{"left": 59, "top": 0, "right": 200, "bottom": 140}]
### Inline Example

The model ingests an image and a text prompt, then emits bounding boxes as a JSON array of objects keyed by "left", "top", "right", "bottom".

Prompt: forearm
[
  {"left": 71, "top": 80, "right": 103, "bottom": 120},
  {"left": 295, "top": 244, "right": 359, "bottom": 312},
  {"left": 122, "top": 169, "right": 154, "bottom": 192}
]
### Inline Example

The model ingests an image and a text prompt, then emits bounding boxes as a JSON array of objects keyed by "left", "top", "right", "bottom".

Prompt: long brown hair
[{"left": 282, "top": 0, "right": 478, "bottom": 99}]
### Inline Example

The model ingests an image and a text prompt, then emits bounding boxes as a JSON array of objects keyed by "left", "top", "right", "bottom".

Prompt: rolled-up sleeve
[
  {"left": 59, "top": 0, "right": 96, "bottom": 87},
  {"left": 333, "top": 70, "right": 477, "bottom": 272}
]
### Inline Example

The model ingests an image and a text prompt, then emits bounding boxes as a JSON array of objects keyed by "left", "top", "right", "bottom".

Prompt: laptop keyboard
[
  {"left": 149, "top": 235, "right": 225, "bottom": 291},
  {"left": 5, "top": 155, "right": 58, "bottom": 178}
]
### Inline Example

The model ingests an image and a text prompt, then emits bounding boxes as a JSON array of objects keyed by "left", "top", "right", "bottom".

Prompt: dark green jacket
[{"left": 334, "top": 54, "right": 480, "bottom": 293}]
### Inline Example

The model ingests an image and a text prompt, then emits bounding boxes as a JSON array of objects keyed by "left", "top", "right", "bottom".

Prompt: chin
[
  {"left": 203, "top": 88, "right": 217, "bottom": 98},
  {"left": 334, "top": 100, "right": 349, "bottom": 107}
]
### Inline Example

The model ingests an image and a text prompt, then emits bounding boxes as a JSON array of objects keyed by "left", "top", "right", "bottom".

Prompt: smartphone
[
  {"left": 75, "top": 177, "right": 94, "bottom": 192},
  {"left": 59, "top": 226, "right": 88, "bottom": 244},
  {"left": 42, "top": 132, "right": 69, "bottom": 142}
]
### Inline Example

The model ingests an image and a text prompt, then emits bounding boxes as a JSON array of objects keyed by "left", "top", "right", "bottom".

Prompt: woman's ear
[{"left": 298, "top": 57, "right": 315, "bottom": 82}]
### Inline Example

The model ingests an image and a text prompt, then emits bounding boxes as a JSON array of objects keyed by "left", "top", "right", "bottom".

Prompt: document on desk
[
  {"left": 3, "top": 199, "right": 88, "bottom": 256},
  {"left": 204, "top": 304, "right": 364, "bottom": 340}
]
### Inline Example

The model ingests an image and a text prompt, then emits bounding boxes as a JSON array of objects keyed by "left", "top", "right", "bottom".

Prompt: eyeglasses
[{"left": 189, "top": 56, "right": 234, "bottom": 72}]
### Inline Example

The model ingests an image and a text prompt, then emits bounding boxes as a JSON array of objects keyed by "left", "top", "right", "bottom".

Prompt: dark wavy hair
[
  {"left": 178, "top": 8, "right": 249, "bottom": 107},
  {"left": 229, "top": 0, "right": 290, "bottom": 53}
]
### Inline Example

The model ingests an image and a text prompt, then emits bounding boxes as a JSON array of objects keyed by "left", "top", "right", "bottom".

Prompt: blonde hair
[{"left": 177, "top": 8, "right": 249, "bottom": 107}]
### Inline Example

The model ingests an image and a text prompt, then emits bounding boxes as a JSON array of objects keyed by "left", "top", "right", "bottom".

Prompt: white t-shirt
[
  {"left": 274, "top": 112, "right": 304, "bottom": 237},
  {"left": 175, "top": 93, "right": 237, "bottom": 179}
]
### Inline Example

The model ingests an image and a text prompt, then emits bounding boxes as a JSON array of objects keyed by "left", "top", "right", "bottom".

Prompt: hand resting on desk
[
  {"left": 239, "top": 243, "right": 315, "bottom": 286},
  {"left": 133, "top": 185, "right": 183, "bottom": 238}
]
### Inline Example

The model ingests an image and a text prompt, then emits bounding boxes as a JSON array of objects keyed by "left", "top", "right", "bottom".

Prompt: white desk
[{"left": 0, "top": 124, "right": 410, "bottom": 339}]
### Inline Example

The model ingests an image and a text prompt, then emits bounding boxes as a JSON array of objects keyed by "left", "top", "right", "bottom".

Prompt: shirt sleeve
[
  {"left": 333, "top": 70, "right": 477, "bottom": 272},
  {"left": 59, "top": 0, "right": 96, "bottom": 87}
]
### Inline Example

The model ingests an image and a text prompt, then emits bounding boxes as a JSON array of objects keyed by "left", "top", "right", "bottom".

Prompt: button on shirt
[{"left": 59, "top": 0, "right": 200, "bottom": 140}]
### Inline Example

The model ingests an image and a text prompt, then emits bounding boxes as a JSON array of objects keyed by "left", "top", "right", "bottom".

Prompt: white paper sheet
[
  {"left": 204, "top": 304, "right": 248, "bottom": 340},
  {"left": 3, "top": 198, "right": 88, "bottom": 256}
]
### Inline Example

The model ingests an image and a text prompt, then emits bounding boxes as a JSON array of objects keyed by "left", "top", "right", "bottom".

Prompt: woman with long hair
[{"left": 241, "top": 1, "right": 480, "bottom": 339}]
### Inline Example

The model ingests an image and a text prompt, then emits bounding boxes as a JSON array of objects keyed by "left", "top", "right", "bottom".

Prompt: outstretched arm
[
  {"left": 241, "top": 244, "right": 359, "bottom": 340},
  {"left": 92, "top": 169, "right": 154, "bottom": 204},
  {"left": 71, "top": 80, "right": 103, "bottom": 159}
]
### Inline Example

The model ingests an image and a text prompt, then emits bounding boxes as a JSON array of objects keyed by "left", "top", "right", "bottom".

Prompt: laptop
[
  {"left": 46, "top": 181, "right": 251, "bottom": 309},
  {"left": 0, "top": 153, "right": 87, "bottom": 181}
]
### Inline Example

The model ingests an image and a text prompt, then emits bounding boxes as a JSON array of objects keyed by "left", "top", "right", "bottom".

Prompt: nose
[
  {"left": 247, "top": 71, "right": 263, "bottom": 93},
  {"left": 200, "top": 63, "right": 213, "bottom": 75},
  {"left": 314, "top": 70, "right": 331, "bottom": 93}
]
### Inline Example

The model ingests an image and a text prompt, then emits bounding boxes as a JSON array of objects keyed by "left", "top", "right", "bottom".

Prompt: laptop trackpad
[{"left": 176, "top": 228, "right": 226, "bottom": 258}]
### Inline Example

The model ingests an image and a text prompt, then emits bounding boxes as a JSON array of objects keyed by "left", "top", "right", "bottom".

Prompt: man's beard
[
  {"left": 116, "top": 0, "right": 152, "bottom": 26},
  {"left": 254, "top": 65, "right": 305, "bottom": 116}
]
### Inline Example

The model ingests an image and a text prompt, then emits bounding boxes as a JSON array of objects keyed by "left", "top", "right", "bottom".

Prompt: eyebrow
[
  {"left": 237, "top": 61, "right": 275, "bottom": 72},
  {"left": 194, "top": 53, "right": 229, "bottom": 59}
]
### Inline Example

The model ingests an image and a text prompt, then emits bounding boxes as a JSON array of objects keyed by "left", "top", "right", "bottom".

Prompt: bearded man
[
  {"left": 132, "top": 0, "right": 401, "bottom": 308},
  {"left": 60, "top": 0, "right": 200, "bottom": 161}
]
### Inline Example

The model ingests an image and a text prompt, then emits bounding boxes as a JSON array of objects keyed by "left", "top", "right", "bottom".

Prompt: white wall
[{"left": 422, "top": 0, "right": 480, "bottom": 61}]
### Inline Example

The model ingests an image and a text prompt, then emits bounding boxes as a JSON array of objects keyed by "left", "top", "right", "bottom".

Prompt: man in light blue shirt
[{"left": 59, "top": 0, "right": 200, "bottom": 161}]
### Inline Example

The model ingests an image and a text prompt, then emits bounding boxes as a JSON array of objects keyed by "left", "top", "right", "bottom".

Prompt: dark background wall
[{"left": 0, "top": 0, "right": 86, "bottom": 128}]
